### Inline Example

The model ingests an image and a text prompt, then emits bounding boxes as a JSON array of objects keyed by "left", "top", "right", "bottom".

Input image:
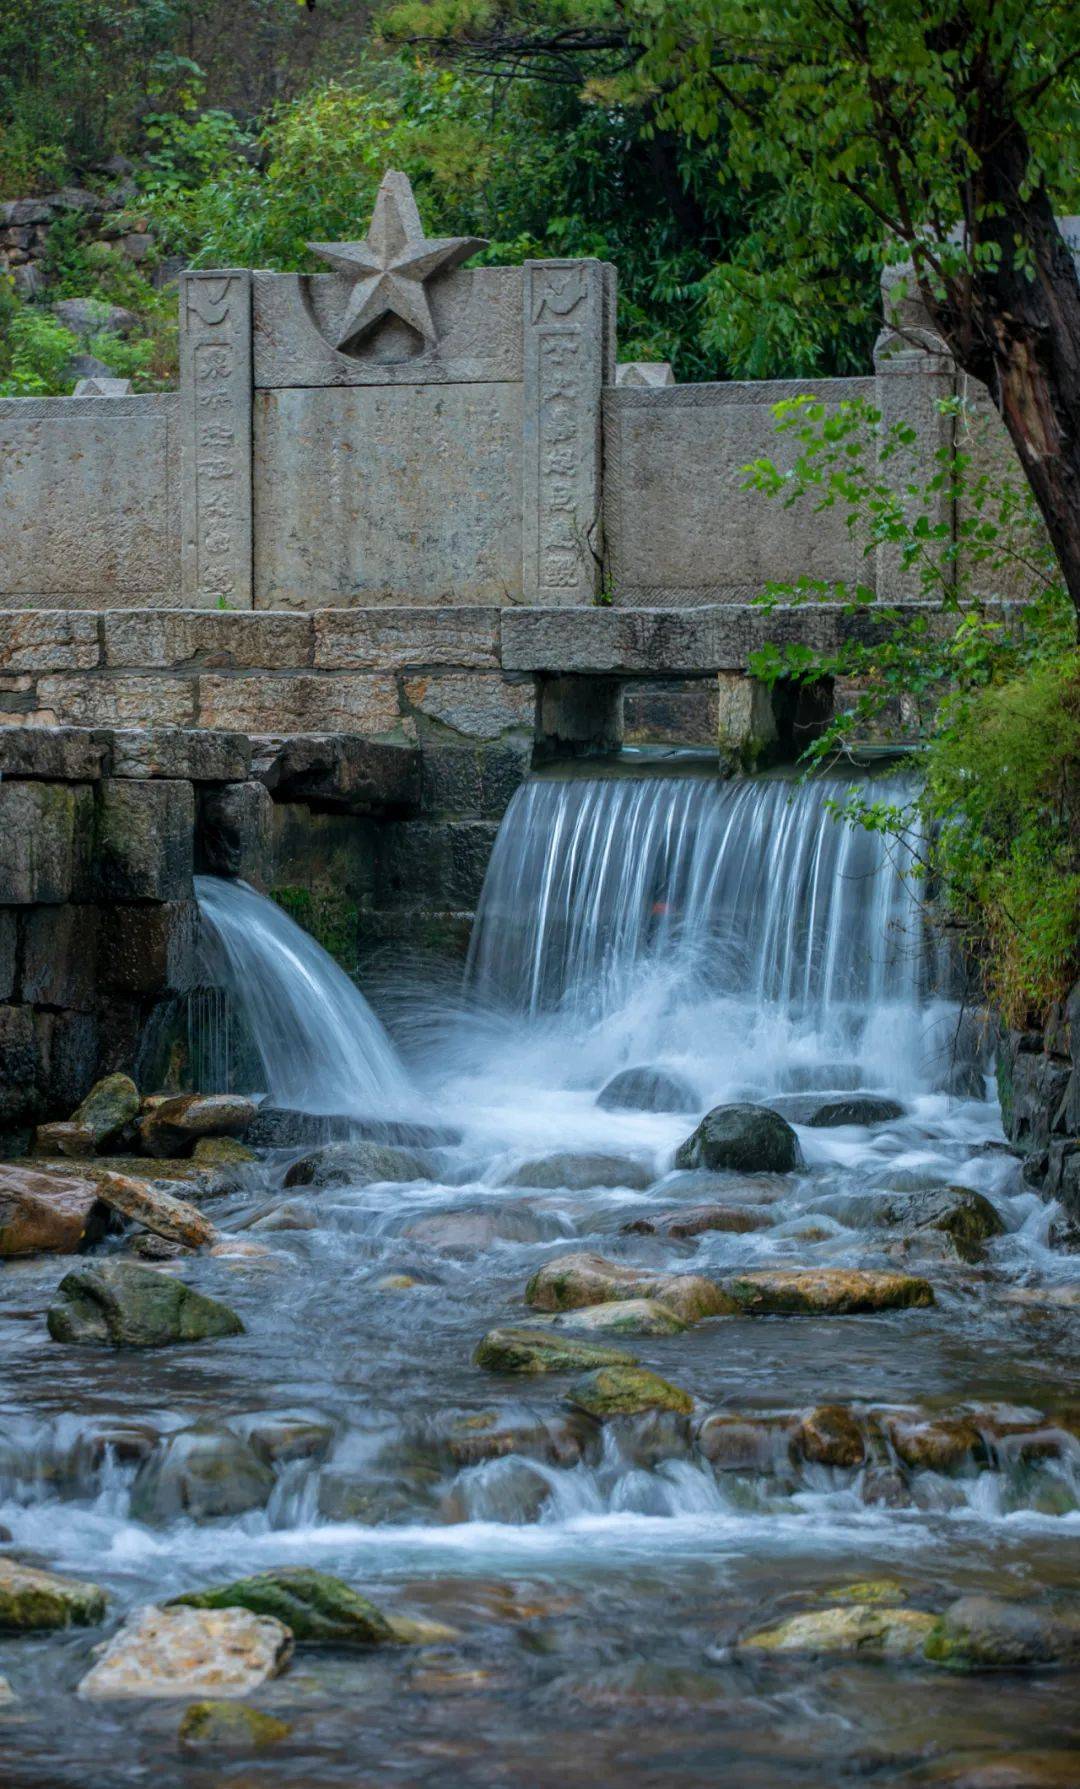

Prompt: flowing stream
[{"left": 1, "top": 769, "right": 1077, "bottom": 1786}]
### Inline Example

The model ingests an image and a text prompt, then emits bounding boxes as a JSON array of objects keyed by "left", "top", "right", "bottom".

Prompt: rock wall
[{"left": 997, "top": 994, "right": 1080, "bottom": 1224}]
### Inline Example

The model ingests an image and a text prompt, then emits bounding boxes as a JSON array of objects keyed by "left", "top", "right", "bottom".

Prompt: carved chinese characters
[
  {"left": 180, "top": 271, "right": 253, "bottom": 608},
  {"left": 522, "top": 260, "right": 607, "bottom": 605}
]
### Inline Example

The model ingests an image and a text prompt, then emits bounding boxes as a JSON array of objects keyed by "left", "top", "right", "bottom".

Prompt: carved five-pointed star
[{"left": 309, "top": 169, "right": 487, "bottom": 355}]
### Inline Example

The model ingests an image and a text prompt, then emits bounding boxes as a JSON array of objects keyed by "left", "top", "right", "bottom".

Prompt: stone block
[
  {"left": 418, "top": 741, "right": 532, "bottom": 820},
  {"left": 716, "top": 674, "right": 778, "bottom": 759},
  {"left": 180, "top": 270, "right": 253, "bottom": 608},
  {"left": 0, "top": 1005, "right": 42, "bottom": 1124},
  {"left": 0, "top": 912, "right": 15, "bottom": 1001},
  {"left": 20, "top": 906, "right": 98, "bottom": 1009},
  {"left": 0, "top": 728, "right": 109, "bottom": 780},
  {"left": 94, "top": 780, "right": 195, "bottom": 901},
  {"left": 0, "top": 394, "right": 180, "bottom": 607},
  {"left": 0, "top": 782, "right": 93, "bottom": 904},
  {"left": 33, "top": 1010, "right": 99, "bottom": 1114},
  {"left": 35, "top": 675, "right": 195, "bottom": 729},
  {"left": 102, "top": 612, "right": 311, "bottom": 671},
  {"left": 312, "top": 608, "right": 500, "bottom": 671},
  {"left": 253, "top": 735, "right": 421, "bottom": 815},
  {"left": 403, "top": 673, "right": 534, "bottom": 740},
  {"left": 106, "top": 728, "right": 250, "bottom": 782},
  {"left": 252, "top": 384, "right": 523, "bottom": 607},
  {"left": 0, "top": 613, "right": 99, "bottom": 672},
  {"left": 197, "top": 673, "right": 403, "bottom": 737},
  {"left": 537, "top": 675, "right": 622, "bottom": 756},
  {"left": 623, "top": 680, "right": 720, "bottom": 747},
  {"left": 199, "top": 783, "right": 273, "bottom": 884},
  {"left": 615, "top": 362, "right": 675, "bottom": 388},
  {"left": 376, "top": 821, "right": 499, "bottom": 912},
  {"left": 98, "top": 902, "right": 199, "bottom": 996}
]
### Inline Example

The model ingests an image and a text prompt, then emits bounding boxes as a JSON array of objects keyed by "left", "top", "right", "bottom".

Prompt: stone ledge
[{"left": 251, "top": 735, "right": 422, "bottom": 816}]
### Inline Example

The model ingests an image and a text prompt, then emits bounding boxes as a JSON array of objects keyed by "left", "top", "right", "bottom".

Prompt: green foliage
[
  {"left": 0, "top": 281, "right": 79, "bottom": 394},
  {"left": 745, "top": 392, "right": 1079, "bottom": 1023}
]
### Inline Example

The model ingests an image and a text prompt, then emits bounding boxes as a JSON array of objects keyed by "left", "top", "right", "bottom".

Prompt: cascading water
[
  {"left": 193, "top": 875, "right": 411, "bottom": 1115},
  {"left": 464, "top": 771, "right": 960, "bottom": 1100}
]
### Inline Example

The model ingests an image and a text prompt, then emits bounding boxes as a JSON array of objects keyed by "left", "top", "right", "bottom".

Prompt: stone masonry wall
[{"left": 997, "top": 993, "right": 1080, "bottom": 1227}]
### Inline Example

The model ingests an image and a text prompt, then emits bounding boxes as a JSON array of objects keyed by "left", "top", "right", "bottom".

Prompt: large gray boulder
[
  {"left": 596, "top": 1067, "right": 697, "bottom": 1114},
  {"left": 283, "top": 1139, "right": 430, "bottom": 1190},
  {"left": 47, "top": 1261, "right": 244, "bottom": 1347},
  {"left": 674, "top": 1104, "right": 803, "bottom": 1174}
]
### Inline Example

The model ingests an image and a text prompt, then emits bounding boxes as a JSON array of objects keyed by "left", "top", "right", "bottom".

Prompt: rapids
[{"left": 1, "top": 769, "right": 1077, "bottom": 1785}]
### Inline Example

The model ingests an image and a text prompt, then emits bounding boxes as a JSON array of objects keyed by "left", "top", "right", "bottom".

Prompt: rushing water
[{"left": 1, "top": 770, "right": 1078, "bottom": 1787}]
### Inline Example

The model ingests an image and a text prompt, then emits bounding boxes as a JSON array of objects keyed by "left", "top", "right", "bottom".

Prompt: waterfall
[
  {"left": 194, "top": 876, "right": 411, "bottom": 1115},
  {"left": 465, "top": 772, "right": 950, "bottom": 1095}
]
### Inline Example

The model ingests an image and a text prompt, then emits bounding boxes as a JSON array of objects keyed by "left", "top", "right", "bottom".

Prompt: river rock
[
  {"left": 567, "top": 1365, "right": 693, "bottom": 1418},
  {"left": 140, "top": 1093, "right": 257, "bottom": 1158},
  {"left": 130, "top": 1427, "right": 275, "bottom": 1522},
  {"left": 404, "top": 1206, "right": 546, "bottom": 1252},
  {"left": 736, "top": 1604, "right": 936, "bottom": 1660},
  {"left": 879, "top": 1186, "right": 1005, "bottom": 1257},
  {"left": 474, "top": 1326, "right": 637, "bottom": 1375},
  {"left": 0, "top": 1677, "right": 12, "bottom": 1703},
  {"left": 791, "top": 1404, "right": 866, "bottom": 1468},
  {"left": 525, "top": 1252, "right": 736, "bottom": 1322},
  {"left": 192, "top": 1135, "right": 256, "bottom": 1170},
  {"left": 283, "top": 1139, "right": 429, "bottom": 1190},
  {"left": 696, "top": 1413, "right": 793, "bottom": 1472},
  {"left": 78, "top": 1603, "right": 293, "bottom": 1699},
  {"left": 722, "top": 1268, "right": 934, "bottom": 1314},
  {"left": 674, "top": 1105, "right": 803, "bottom": 1174},
  {"left": 924, "top": 1595, "right": 1080, "bottom": 1671},
  {"left": 0, "top": 1164, "right": 106, "bottom": 1257},
  {"left": 444, "top": 1456, "right": 553, "bottom": 1525},
  {"left": 440, "top": 1407, "right": 588, "bottom": 1468},
  {"left": 172, "top": 1567, "right": 393, "bottom": 1645},
  {"left": 808, "top": 1096, "right": 906, "bottom": 1127},
  {"left": 178, "top": 1699, "right": 291, "bottom": 1750},
  {"left": 624, "top": 1204, "right": 770, "bottom": 1239},
  {"left": 596, "top": 1067, "right": 698, "bottom": 1114},
  {"left": 244, "top": 1414, "right": 335, "bottom": 1468},
  {"left": 547, "top": 1297, "right": 688, "bottom": 1336},
  {"left": 94, "top": 1169, "right": 217, "bottom": 1249},
  {"left": 509, "top": 1152, "right": 654, "bottom": 1192},
  {"left": 883, "top": 1413, "right": 986, "bottom": 1472},
  {"left": 0, "top": 1558, "right": 107, "bottom": 1630},
  {"left": 47, "top": 1260, "right": 244, "bottom": 1346}
]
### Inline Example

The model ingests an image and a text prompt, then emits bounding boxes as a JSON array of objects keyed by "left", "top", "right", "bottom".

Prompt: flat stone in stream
[
  {"left": 924, "top": 1596, "right": 1080, "bottom": 1671},
  {"left": 94, "top": 1169, "right": 217, "bottom": 1249},
  {"left": 735, "top": 1604, "right": 937, "bottom": 1660},
  {"left": 283, "top": 1139, "right": 430, "bottom": 1190},
  {"left": 0, "top": 1558, "right": 107, "bottom": 1630},
  {"left": 721, "top": 1267, "right": 934, "bottom": 1314},
  {"left": 47, "top": 1260, "right": 244, "bottom": 1347},
  {"left": 245, "top": 1108, "right": 460, "bottom": 1150},
  {"left": 403, "top": 1205, "right": 547, "bottom": 1251},
  {"left": 525, "top": 1251, "right": 737, "bottom": 1322},
  {"left": 566, "top": 1365, "right": 694, "bottom": 1419},
  {"left": 546, "top": 1297, "right": 688, "bottom": 1336},
  {"left": 595, "top": 1066, "right": 698, "bottom": 1114},
  {"left": 674, "top": 1104, "right": 803, "bottom": 1174},
  {"left": 510, "top": 1152, "right": 654, "bottom": 1192},
  {"left": 0, "top": 1163, "right": 106, "bottom": 1257},
  {"left": 474, "top": 1326, "right": 637, "bottom": 1375},
  {"left": 623, "top": 1203, "right": 771, "bottom": 1238},
  {"left": 808, "top": 1096, "right": 906, "bottom": 1127},
  {"left": 172, "top": 1567, "right": 393, "bottom": 1645},
  {"left": 78, "top": 1604, "right": 293, "bottom": 1699}
]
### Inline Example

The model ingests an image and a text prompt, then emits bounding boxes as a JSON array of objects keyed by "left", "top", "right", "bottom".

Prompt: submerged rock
[
  {"left": 525, "top": 1252, "right": 736, "bottom": 1322},
  {"left": 282, "top": 1139, "right": 429, "bottom": 1190},
  {"left": 172, "top": 1567, "right": 392, "bottom": 1646},
  {"left": 596, "top": 1067, "right": 698, "bottom": 1114},
  {"left": 510, "top": 1152, "right": 653, "bottom": 1192},
  {"left": 791, "top": 1404, "right": 867, "bottom": 1468},
  {"left": 404, "top": 1206, "right": 546, "bottom": 1252},
  {"left": 696, "top": 1413, "right": 793, "bottom": 1472},
  {"left": 924, "top": 1596, "right": 1080, "bottom": 1671},
  {"left": 178, "top": 1699, "right": 291, "bottom": 1750},
  {"left": 674, "top": 1104, "right": 802, "bottom": 1174},
  {"left": 474, "top": 1326, "right": 637, "bottom": 1375},
  {"left": 623, "top": 1204, "right": 770, "bottom": 1239},
  {"left": 140, "top": 1093, "right": 257, "bottom": 1159},
  {"left": 736, "top": 1604, "right": 936, "bottom": 1660},
  {"left": 440, "top": 1407, "right": 588, "bottom": 1468},
  {"left": 0, "top": 1164, "right": 106, "bottom": 1258},
  {"left": 547, "top": 1297, "right": 688, "bottom": 1336},
  {"left": 130, "top": 1427, "right": 275, "bottom": 1522},
  {"left": 808, "top": 1096, "right": 906, "bottom": 1127},
  {"left": 567, "top": 1365, "right": 693, "bottom": 1419},
  {"left": 78, "top": 1604, "right": 292, "bottom": 1699},
  {"left": 0, "top": 1558, "right": 107, "bottom": 1630},
  {"left": 444, "top": 1456, "right": 553, "bottom": 1525},
  {"left": 94, "top": 1169, "right": 217, "bottom": 1249},
  {"left": 883, "top": 1413, "right": 986, "bottom": 1472},
  {"left": 47, "top": 1260, "right": 244, "bottom": 1347},
  {"left": 722, "top": 1268, "right": 934, "bottom": 1315}
]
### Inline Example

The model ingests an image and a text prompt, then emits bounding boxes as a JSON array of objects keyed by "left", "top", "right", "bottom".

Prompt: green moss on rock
[
  {"left": 272, "top": 886, "right": 358, "bottom": 974},
  {"left": 567, "top": 1364, "right": 693, "bottom": 1418},
  {"left": 171, "top": 1567, "right": 393, "bottom": 1645}
]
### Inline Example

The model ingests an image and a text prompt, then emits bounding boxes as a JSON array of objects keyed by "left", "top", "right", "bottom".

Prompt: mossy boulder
[
  {"left": 283, "top": 1140, "right": 429, "bottom": 1190},
  {"left": 192, "top": 1136, "right": 256, "bottom": 1169},
  {"left": 73, "top": 1073, "right": 141, "bottom": 1143},
  {"left": 525, "top": 1252, "right": 736, "bottom": 1323},
  {"left": 722, "top": 1268, "right": 934, "bottom": 1315},
  {"left": 674, "top": 1104, "right": 803, "bottom": 1174},
  {"left": 880, "top": 1186, "right": 1005, "bottom": 1259},
  {"left": 736, "top": 1604, "right": 936, "bottom": 1660},
  {"left": 172, "top": 1567, "right": 393, "bottom": 1646},
  {"left": 0, "top": 1558, "right": 107, "bottom": 1630},
  {"left": 791, "top": 1404, "right": 867, "bottom": 1468},
  {"left": 567, "top": 1365, "right": 693, "bottom": 1418},
  {"left": 47, "top": 1260, "right": 244, "bottom": 1347},
  {"left": 178, "top": 1700, "right": 291, "bottom": 1751},
  {"left": 140, "top": 1094, "right": 257, "bottom": 1159},
  {"left": 596, "top": 1067, "right": 698, "bottom": 1114},
  {"left": 923, "top": 1596, "right": 1080, "bottom": 1671},
  {"left": 883, "top": 1413, "right": 986, "bottom": 1472},
  {"left": 474, "top": 1326, "right": 637, "bottom": 1375}
]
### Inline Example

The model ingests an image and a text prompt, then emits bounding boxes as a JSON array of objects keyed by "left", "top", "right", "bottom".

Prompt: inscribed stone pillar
[
  {"left": 180, "top": 269, "right": 253, "bottom": 609},
  {"left": 522, "top": 260, "right": 607, "bottom": 605}
]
